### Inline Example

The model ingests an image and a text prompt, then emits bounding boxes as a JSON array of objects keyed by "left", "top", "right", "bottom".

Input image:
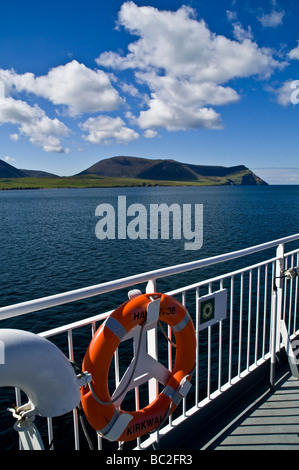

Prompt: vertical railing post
[
  {"left": 146, "top": 279, "right": 158, "bottom": 402},
  {"left": 68, "top": 329, "right": 80, "bottom": 450},
  {"left": 195, "top": 287, "right": 200, "bottom": 406},
  {"left": 275, "top": 244, "right": 285, "bottom": 353},
  {"left": 145, "top": 278, "right": 159, "bottom": 443},
  {"left": 270, "top": 279, "right": 278, "bottom": 388},
  {"left": 270, "top": 244, "right": 284, "bottom": 388}
]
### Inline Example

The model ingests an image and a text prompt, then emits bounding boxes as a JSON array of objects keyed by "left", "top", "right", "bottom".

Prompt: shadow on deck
[
  {"left": 204, "top": 372, "right": 299, "bottom": 450},
  {"left": 158, "top": 356, "right": 299, "bottom": 450}
]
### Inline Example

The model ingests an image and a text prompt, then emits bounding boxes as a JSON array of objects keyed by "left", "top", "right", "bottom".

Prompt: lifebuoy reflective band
[{"left": 80, "top": 293, "right": 196, "bottom": 441}]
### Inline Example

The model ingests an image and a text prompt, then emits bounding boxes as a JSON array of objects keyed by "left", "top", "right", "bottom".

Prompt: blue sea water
[
  {"left": 1, "top": 185, "right": 299, "bottom": 310},
  {"left": 1, "top": 184, "right": 299, "bottom": 336},
  {"left": 0, "top": 185, "right": 299, "bottom": 448}
]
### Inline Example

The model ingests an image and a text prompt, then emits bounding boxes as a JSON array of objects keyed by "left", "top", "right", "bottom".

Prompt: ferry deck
[{"left": 1, "top": 233, "right": 299, "bottom": 451}]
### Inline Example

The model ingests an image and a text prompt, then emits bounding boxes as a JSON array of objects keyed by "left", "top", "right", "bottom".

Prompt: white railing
[{"left": 1, "top": 233, "right": 299, "bottom": 450}]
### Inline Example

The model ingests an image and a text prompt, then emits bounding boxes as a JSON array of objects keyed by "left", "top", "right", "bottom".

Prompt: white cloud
[
  {"left": 133, "top": 72, "right": 236, "bottom": 130},
  {"left": 232, "top": 22, "right": 253, "bottom": 42},
  {"left": 274, "top": 80, "right": 299, "bottom": 106},
  {"left": 0, "top": 3, "right": 289, "bottom": 152},
  {"left": 137, "top": 94, "right": 223, "bottom": 131},
  {"left": 80, "top": 115, "right": 139, "bottom": 145},
  {"left": 226, "top": 10, "right": 238, "bottom": 23},
  {"left": 144, "top": 129, "right": 158, "bottom": 138},
  {"left": 0, "top": 80, "right": 5, "bottom": 101},
  {"left": 99, "top": 3, "right": 280, "bottom": 81},
  {"left": 276, "top": 80, "right": 293, "bottom": 106},
  {"left": 0, "top": 61, "right": 124, "bottom": 151},
  {"left": 96, "top": 2, "right": 283, "bottom": 132},
  {"left": 20, "top": 115, "right": 70, "bottom": 153},
  {"left": 119, "top": 82, "right": 141, "bottom": 97},
  {"left": 4, "top": 156, "right": 16, "bottom": 162},
  {"left": 0, "top": 96, "right": 43, "bottom": 124},
  {"left": 257, "top": 6, "right": 285, "bottom": 28},
  {"left": 3, "top": 61, "right": 123, "bottom": 117},
  {"left": 288, "top": 42, "right": 299, "bottom": 61},
  {"left": 0, "top": 97, "right": 70, "bottom": 152},
  {"left": 226, "top": 10, "right": 253, "bottom": 42}
]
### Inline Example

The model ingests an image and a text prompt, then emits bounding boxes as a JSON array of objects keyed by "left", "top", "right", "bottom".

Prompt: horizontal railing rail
[
  {"left": 1, "top": 233, "right": 299, "bottom": 450},
  {"left": 1, "top": 233, "right": 299, "bottom": 321}
]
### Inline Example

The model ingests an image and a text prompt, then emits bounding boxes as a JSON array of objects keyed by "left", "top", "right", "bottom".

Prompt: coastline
[{"left": 0, "top": 175, "right": 267, "bottom": 191}]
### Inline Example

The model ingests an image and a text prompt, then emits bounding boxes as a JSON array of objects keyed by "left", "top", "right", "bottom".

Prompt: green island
[{"left": 0, "top": 156, "right": 268, "bottom": 190}]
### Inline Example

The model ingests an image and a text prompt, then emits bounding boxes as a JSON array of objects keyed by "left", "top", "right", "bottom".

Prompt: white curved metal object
[{"left": 0, "top": 329, "right": 81, "bottom": 418}]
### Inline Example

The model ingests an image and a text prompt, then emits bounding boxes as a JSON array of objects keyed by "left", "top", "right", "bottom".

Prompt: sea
[{"left": 0, "top": 184, "right": 299, "bottom": 449}]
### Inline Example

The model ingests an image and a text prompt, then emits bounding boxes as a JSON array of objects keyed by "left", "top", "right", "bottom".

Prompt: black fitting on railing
[
  {"left": 283, "top": 266, "right": 299, "bottom": 279},
  {"left": 276, "top": 266, "right": 299, "bottom": 280}
]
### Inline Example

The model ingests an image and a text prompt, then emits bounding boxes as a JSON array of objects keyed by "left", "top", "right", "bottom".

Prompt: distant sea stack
[{"left": 77, "top": 156, "right": 268, "bottom": 185}]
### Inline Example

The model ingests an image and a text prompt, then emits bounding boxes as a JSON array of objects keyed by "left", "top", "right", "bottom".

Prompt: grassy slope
[{"left": 0, "top": 169, "right": 255, "bottom": 190}]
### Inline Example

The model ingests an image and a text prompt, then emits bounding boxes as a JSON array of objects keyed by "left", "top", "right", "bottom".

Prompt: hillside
[
  {"left": 0, "top": 160, "right": 59, "bottom": 178},
  {"left": 20, "top": 169, "right": 59, "bottom": 178},
  {"left": 77, "top": 156, "right": 267, "bottom": 185},
  {"left": 0, "top": 156, "right": 268, "bottom": 188},
  {"left": 0, "top": 159, "right": 28, "bottom": 178}
]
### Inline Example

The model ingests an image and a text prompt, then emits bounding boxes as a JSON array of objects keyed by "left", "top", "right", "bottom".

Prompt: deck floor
[{"left": 202, "top": 372, "right": 299, "bottom": 450}]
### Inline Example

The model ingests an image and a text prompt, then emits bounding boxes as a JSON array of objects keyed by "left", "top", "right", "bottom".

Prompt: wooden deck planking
[{"left": 202, "top": 373, "right": 299, "bottom": 450}]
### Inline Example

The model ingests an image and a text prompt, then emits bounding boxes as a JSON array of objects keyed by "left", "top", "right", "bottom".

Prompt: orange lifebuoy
[{"left": 80, "top": 293, "right": 196, "bottom": 442}]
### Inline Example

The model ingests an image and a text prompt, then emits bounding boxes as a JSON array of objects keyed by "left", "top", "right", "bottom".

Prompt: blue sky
[{"left": 0, "top": 0, "right": 299, "bottom": 183}]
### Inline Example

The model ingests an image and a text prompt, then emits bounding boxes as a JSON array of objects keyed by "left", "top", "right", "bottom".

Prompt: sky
[{"left": 0, "top": 0, "right": 299, "bottom": 183}]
